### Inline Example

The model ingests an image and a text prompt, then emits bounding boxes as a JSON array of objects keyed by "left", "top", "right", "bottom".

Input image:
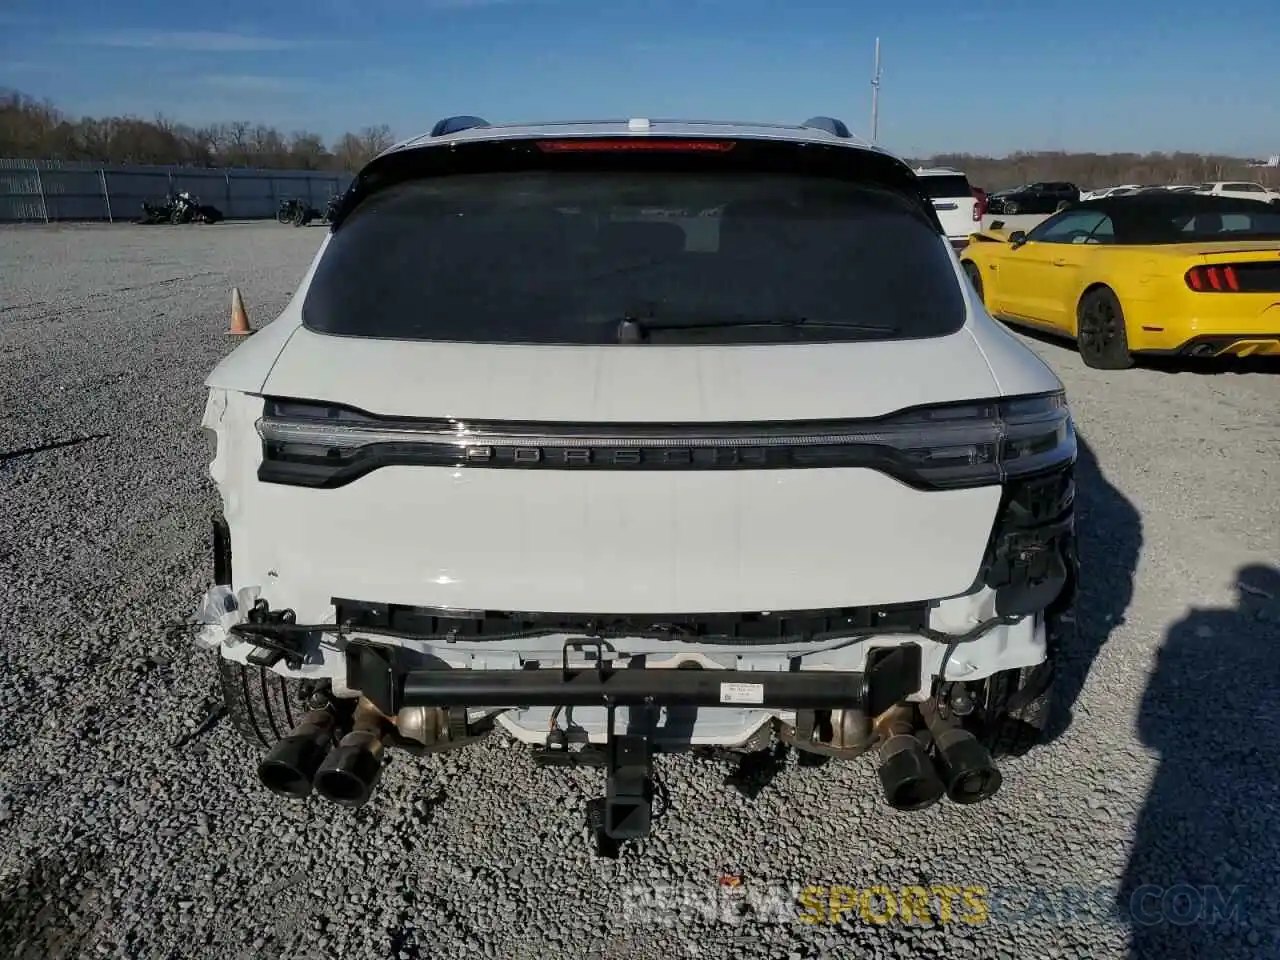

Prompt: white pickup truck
[{"left": 1197, "top": 181, "right": 1280, "bottom": 205}]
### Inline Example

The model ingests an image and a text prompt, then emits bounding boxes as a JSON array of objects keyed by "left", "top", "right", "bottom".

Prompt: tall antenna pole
[{"left": 870, "top": 37, "right": 882, "bottom": 144}]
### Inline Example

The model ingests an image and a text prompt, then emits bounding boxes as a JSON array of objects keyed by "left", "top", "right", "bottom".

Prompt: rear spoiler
[
  {"left": 327, "top": 133, "right": 944, "bottom": 234},
  {"left": 966, "top": 223, "right": 1013, "bottom": 244}
]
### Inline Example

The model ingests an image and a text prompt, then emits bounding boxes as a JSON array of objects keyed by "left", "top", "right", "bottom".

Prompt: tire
[
  {"left": 219, "top": 657, "right": 316, "bottom": 748},
  {"left": 1004, "top": 201, "right": 1020, "bottom": 215},
  {"left": 979, "top": 664, "right": 1055, "bottom": 758},
  {"left": 961, "top": 260, "right": 984, "bottom": 303},
  {"left": 1076, "top": 286, "right": 1133, "bottom": 369}
]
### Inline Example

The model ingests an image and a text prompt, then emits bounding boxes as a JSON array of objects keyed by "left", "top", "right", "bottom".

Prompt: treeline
[
  {"left": 915, "top": 150, "right": 1280, "bottom": 192},
  {"left": 5, "top": 89, "right": 1279, "bottom": 187},
  {"left": 0, "top": 89, "right": 392, "bottom": 171}
]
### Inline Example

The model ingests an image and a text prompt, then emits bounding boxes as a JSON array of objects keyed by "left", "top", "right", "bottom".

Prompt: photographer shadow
[
  {"left": 1043, "top": 433, "right": 1143, "bottom": 744},
  {"left": 1120, "top": 563, "right": 1280, "bottom": 958}
]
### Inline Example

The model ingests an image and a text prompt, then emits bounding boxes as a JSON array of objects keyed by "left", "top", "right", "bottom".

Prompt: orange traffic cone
[{"left": 228, "top": 286, "right": 253, "bottom": 336}]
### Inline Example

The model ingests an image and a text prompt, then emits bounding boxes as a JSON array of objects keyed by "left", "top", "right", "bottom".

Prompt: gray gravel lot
[{"left": 1, "top": 221, "right": 1278, "bottom": 960}]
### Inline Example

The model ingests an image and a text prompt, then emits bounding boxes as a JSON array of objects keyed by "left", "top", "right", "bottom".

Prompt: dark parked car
[{"left": 986, "top": 181, "right": 1080, "bottom": 215}]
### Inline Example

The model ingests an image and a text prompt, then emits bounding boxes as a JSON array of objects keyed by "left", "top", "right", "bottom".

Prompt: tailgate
[
  {"left": 241, "top": 329, "right": 1009, "bottom": 615},
  {"left": 243, "top": 464, "right": 1003, "bottom": 614}
]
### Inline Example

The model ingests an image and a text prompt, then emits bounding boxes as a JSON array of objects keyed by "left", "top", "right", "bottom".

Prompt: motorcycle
[
  {"left": 137, "top": 196, "right": 175, "bottom": 224},
  {"left": 278, "top": 194, "right": 342, "bottom": 227},
  {"left": 169, "top": 191, "right": 224, "bottom": 224},
  {"left": 277, "top": 198, "right": 317, "bottom": 226}
]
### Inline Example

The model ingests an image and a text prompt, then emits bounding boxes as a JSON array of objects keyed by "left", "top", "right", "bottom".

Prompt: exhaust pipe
[
  {"left": 874, "top": 706, "right": 945, "bottom": 811},
  {"left": 257, "top": 708, "right": 338, "bottom": 799},
  {"left": 313, "top": 697, "right": 387, "bottom": 808},
  {"left": 920, "top": 700, "right": 1002, "bottom": 804}
]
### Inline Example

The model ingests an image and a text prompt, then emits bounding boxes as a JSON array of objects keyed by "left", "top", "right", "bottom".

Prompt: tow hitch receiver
[
  {"left": 598, "top": 701, "right": 655, "bottom": 848},
  {"left": 552, "top": 697, "right": 658, "bottom": 858},
  {"left": 531, "top": 640, "right": 660, "bottom": 857}
]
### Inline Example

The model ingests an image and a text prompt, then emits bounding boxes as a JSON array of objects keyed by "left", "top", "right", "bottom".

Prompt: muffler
[
  {"left": 313, "top": 697, "right": 387, "bottom": 808},
  {"left": 874, "top": 706, "right": 945, "bottom": 811},
  {"left": 257, "top": 708, "right": 338, "bottom": 799},
  {"left": 920, "top": 700, "right": 1002, "bottom": 804}
]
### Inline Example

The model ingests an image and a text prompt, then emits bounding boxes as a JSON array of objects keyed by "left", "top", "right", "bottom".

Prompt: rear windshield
[
  {"left": 917, "top": 174, "right": 972, "bottom": 199},
  {"left": 302, "top": 170, "right": 966, "bottom": 345}
]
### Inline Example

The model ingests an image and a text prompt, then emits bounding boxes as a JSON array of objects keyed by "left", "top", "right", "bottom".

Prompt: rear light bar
[
  {"left": 536, "top": 138, "right": 737, "bottom": 153},
  {"left": 1185, "top": 264, "right": 1240, "bottom": 292},
  {"left": 255, "top": 392, "right": 1075, "bottom": 491}
]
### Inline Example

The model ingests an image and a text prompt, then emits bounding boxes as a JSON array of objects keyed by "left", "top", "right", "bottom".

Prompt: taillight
[
  {"left": 1185, "top": 264, "right": 1240, "bottom": 292},
  {"left": 980, "top": 462, "right": 1076, "bottom": 618},
  {"left": 536, "top": 139, "right": 737, "bottom": 153},
  {"left": 254, "top": 392, "right": 1076, "bottom": 491},
  {"left": 972, "top": 188, "right": 987, "bottom": 220}
]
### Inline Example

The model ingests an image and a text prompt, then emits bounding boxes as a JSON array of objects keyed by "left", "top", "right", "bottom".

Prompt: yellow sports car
[{"left": 959, "top": 192, "right": 1280, "bottom": 368}]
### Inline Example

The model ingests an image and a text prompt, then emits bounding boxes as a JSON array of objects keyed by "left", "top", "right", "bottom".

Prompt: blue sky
[{"left": 2, "top": 0, "right": 1278, "bottom": 158}]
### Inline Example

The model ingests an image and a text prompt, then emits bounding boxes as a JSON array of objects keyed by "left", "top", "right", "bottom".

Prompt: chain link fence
[{"left": 0, "top": 159, "right": 354, "bottom": 223}]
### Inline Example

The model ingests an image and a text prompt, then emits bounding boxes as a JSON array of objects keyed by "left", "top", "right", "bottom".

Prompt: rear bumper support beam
[{"left": 396, "top": 641, "right": 922, "bottom": 716}]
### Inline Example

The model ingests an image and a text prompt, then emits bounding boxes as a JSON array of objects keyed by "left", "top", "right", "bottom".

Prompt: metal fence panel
[
  {"left": 0, "top": 158, "right": 354, "bottom": 223},
  {"left": 0, "top": 166, "right": 47, "bottom": 222},
  {"left": 102, "top": 170, "right": 163, "bottom": 222},
  {"left": 39, "top": 168, "right": 112, "bottom": 221}
]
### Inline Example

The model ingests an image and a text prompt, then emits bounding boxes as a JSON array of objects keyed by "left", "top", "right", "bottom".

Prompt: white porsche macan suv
[{"left": 193, "top": 114, "right": 1079, "bottom": 855}]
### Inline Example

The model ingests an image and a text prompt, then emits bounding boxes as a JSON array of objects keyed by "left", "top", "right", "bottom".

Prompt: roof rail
[
  {"left": 801, "top": 116, "right": 851, "bottom": 138},
  {"left": 430, "top": 115, "right": 490, "bottom": 137}
]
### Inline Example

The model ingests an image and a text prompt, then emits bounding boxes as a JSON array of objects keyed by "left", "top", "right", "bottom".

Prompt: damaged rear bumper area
[
  {"left": 196, "top": 587, "right": 1033, "bottom": 857},
  {"left": 254, "top": 628, "right": 999, "bottom": 856},
  {"left": 195, "top": 452, "right": 1076, "bottom": 853}
]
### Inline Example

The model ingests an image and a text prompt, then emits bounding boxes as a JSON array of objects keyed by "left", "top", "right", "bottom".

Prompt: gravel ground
[{"left": 1, "top": 221, "right": 1278, "bottom": 960}]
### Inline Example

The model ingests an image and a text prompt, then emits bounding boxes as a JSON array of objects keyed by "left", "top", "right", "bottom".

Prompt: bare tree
[
  {"left": 2, "top": 88, "right": 1277, "bottom": 186},
  {"left": 286, "top": 131, "right": 331, "bottom": 170},
  {"left": 920, "top": 149, "right": 1279, "bottom": 191}
]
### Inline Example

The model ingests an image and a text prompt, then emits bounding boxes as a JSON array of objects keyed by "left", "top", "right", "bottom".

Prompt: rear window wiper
[{"left": 615, "top": 314, "right": 899, "bottom": 342}]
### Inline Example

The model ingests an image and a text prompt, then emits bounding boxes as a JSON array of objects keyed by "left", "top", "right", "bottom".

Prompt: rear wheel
[
  {"left": 219, "top": 657, "right": 318, "bottom": 748},
  {"left": 961, "top": 260, "right": 984, "bottom": 303},
  {"left": 1076, "top": 286, "right": 1132, "bottom": 369},
  {"left": 976, "top": 549, "right": 1076, "bottom": 758}
]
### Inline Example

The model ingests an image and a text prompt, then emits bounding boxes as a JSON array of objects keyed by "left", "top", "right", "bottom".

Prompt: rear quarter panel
[
  {"left": 1076, "top": 247, "right": 1216, "bottom": 351},
  {"left": 1016, "top": 246, "right": 1168, "bottom": 346}
]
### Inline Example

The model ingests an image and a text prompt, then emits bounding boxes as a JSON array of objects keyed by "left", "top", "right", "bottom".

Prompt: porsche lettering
[{"left": 460, "top": 445, "right": 773, "bottom": 467}]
